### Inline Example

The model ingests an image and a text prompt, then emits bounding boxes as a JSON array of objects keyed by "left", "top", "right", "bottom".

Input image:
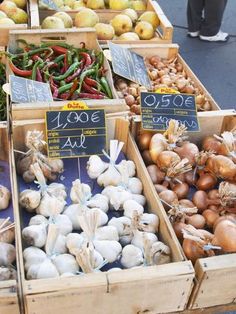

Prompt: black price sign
[
  {"left": 108, "top": 42, "right": 151, "bottom": 89},
  {"left": 10, "top": 75, "right": 53, "bottom": 103},
  {"left": 141, "top": 92, "right": 200, "bottom": 131},
  {"left": 46, "top": 109, "right": 107, "bottom": 159}
]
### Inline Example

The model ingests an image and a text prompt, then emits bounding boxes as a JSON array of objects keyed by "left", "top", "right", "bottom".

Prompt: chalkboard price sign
[
  {"left": 141, "top": 92, "right": 200, "bottom": 132},
  {"left": 46, "top": 109, "right": 107, "bottom": 159},
  {"left": 10, "top": 75, "right": 53, "bottom": 103},
  {"left": 108, "top": 42, "right": 151, "bottom": 89}
]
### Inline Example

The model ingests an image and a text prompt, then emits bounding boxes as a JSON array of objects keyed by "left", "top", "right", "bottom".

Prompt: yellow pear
[
  {"left": 138, "top": 11, "right": 159, "bottom": 29},
  {"left": 87, "top": 0, "right": 105, "bottom": 9},
  {"left": 74, "top": 8, "right": 99, "bottom": 27},
  {"left": 95, "top": 23, "right": 115, "bottom": 40},
  {"left": 0, "top": 17, "right": 14, "bottom": 24},
  {"left": 134, "top": 21, "right": 154, "bottom": 39},
  {"left": 111, "top": 14, "right": 132, "bottom": 36},
  {"left": 122, "top": 8, "right": 138, "bottom": 24},
  {"left": 119, "top": 32, "right": 139, "bottom": 41},
  {"left": 72, "top": 0, "right": 85, "bottom": 9},
  {"left": 8, "top": 0, "right": 26, "bottom": 8},
  {"left": 0, "top": 1, "right": 17, "bottom": 16},
  {"left": 0, "top": 11, "right": 7, "bottom": 18},
  {"left": 41, "top": 16, "right": 65, "bottom": 29},
  {"left": 8, "top": 7, "right": 27, "bottom": 23},
  {"left": 54, "top": 12, "right": 73, "bottom": 28},
  {"left": 109, "top": 0, "right": 129, "bottom": 10},
  {"left": 131, "top": 0, "right": 146, "bottom": 11}
]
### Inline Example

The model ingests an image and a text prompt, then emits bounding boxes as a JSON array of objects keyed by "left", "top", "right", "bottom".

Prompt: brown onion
[
  {"left": 154, "top": 184, "right": 168, "bottom": 193},
  {"left": 202, "top": 209, "right": 219, "bottom": 228},
  {"left": 196, "top": 173, "right": 217, "bottom": 191},
  {"left": 173, "top": 221, "right": 187, "bottom": 241},
  {"left": 182, "top": 239, "right": 209, "bottom": 264},
  {"left": 147, "top": 165, "right": 165, "bottom": 184},
  {"left": 142, "top": 150, "right": 153, "bottom": 166},
  {"left": 214, "top": 220, "right": 236, "bottom": 253},
  {"left": 175, "top": 143, "right": 199, "bottom": 165},
  {"left": 159, "top": 190, "right": 178, "bottom": 210},
  {"left": 149, "top": 134, "right": 167, "bottom": 163},
  {"left": 185, "top": 214, "right": 206, "bottom": 229},
  {"left": 179, "top": 199, "right": 195, "bottom": 208},
  {"left": 156, "top": 151, "right": 181, "bottom": 170},
  {"left": 172, "top": 183, "right": 189, "bottom": 199},
  {"left": 124, "top": 94, "right": 135, "bottom": 107},
  {"left": 213, "top": 215, "right": 236, "bottom": 231},
  {"left": 137, "top": 133, "right": 152, "bottom": 151},
  {"left": 208, "top": 189, "right": 219, "bottom": 200},
  {"left": 206, "top": 155, "right": 236, "bottom": 181},
  {"left": 184, "top": 170, "right": 197, "bottom": 186},
  {"left": 192, "top": 190, "right": 219, "bottom": 213},
  {"left": 202, "top": 136, "right": 221, "bottom": 153}
]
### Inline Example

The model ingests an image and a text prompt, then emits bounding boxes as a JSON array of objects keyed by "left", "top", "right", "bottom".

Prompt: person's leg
[
  {"left": 187, "top": 0, "right": 205, "bottom": 33},
  {"left": 200, "top": 0, "right": 228, "bottom": 36}
]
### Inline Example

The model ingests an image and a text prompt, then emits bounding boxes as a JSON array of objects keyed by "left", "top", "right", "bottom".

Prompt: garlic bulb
[
  {"left": 116, "top": 160, "right": 136, "bottom": 177},
  {"left": 102, "top": 186, "right": 132, "bottom": 210},
  {"left": 151, "top": 242, "right": 171, "bottom": 265},
  {"left": 52, "top": 234, "right": 67, "bottom": 254},
  {"left": 27, "top": 259, "right": 59, "bottom": 279},
  {"left": 131, "top": 194, "right": 146, "bottom": 206},
  {"left": 127, "top": 177, "right": 143, "bottom": 194},
  {"left": 107, "top": 268, "right": 122, "bottom": 273},
  {"left": 49, "top": 215, "right": 73, "bottom": 236},
  {"left": 52, "top": 254, "right": 79, "bottom": 275},
  {"left": 0, "top": 185, "right": 11, "bottom": 210},
  {"left": 86, "top": 194, "right": 109, "bottom": 213},
  {"left": 0, "top": 242, "right": 16, "bottom": 266},
  {"left": 0, "top": 266, "right": 17, "bottom": 281},
  {"left": 87, "top": 155, "right": 108, "bottom": 179},
  {"left": 93, "top": 240, "right": 122, "bottom": 263},
  {"left": 36, "top": 192, "right": 66, "bottom": 217},
  {"left": 75, "top": 243, "right": 105, "bottom": 273},
  {"left": 121, "top": 245, "right": 144, "bottom": 268},
  {"left": 108, "top": 217, "right": 131, "bottom": 236},
  {"left": 47, "top": 183, "right": 67, "bottom": 200},
  {"left": 29, "top": 215, "right": 48, "bottom": 226},
  {"left": 19, "top": 189, "right": 41, "bottom": 212},
  {"left": 66, "top": 233, "right": 84, "bottom": 256},
  {"left": 97, "top": 164, "right": 122, "bottom": 187},
  {"left": 60, "top": 272, "right": 76, "bottom": 278},
  {"left": 140, "top": 213, "right": 159, "bottom": 233},
  {"left": 123, "top": 200, "right": 144, "bottom": 218},
  {"left": 132, "top": 230, "right": 158, "bottom": 250},
  {"left": 94, "top": 226, "right": 119, "bottom": 241},
  {"left": 22, "top": 224, "right": 47, "bottom": 248},
  {"left": 0, "top": 219, "right": 15, "bottom": 243},
  {"left": 70, "top": 179, "right": 91, "bottom": 204},
  {"left": 23, "top": 247, "right": 47, "bottom": 271}
]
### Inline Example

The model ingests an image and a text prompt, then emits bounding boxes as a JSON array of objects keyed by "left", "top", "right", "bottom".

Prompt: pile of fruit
[
  {"left": 41, "top": 8, "right": 159, "bottom": 41},
  {"left": 39, "top": 0, "right": 147, "bottom": 11},
  {"left": 0, "top": 62, "right": 7, "bottom": 121},
  {"left": 0, "top": 0, "right": 28, "bottom": 25}
]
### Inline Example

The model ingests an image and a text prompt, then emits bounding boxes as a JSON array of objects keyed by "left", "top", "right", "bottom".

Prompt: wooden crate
[
  {"left": 131, "top": 110, "right": 236, "bottom": 310},
  {"left": 11, "top": 116, "right": 194, "bottom": 314},
  {"left": 29, "top": 0, "right": 173, "bottom": 44},
  {"left": 0, "top": 122, "right": 20, "bottom": 314},
  {"left": 109, "top": 43, "right": 220, "bottom": 111},
  {"left": 7, "top": 29, "right": 121, "bottom": 107}
]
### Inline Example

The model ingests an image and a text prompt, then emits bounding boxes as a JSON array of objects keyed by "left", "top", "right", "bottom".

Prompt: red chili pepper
[
  {"left": 82, "top": 82, "right": 105, "bottom": 95},
  {"left": 65, "top": 63, "right": 83, "bottom": 83},
  {"left": 36, "top": 68, "right": 43, "bottom": 82},
  {"left": 68, "top": 79, "right": 78, "bottom": 99},
  {"left": 49, "top": 76, "right": 59, "bottom": 98},
  {"left": 60, "top": 92, "right": 70, "bottom": 100},
  {"left": 32, "top": 55, "right": 43, "bottom": 62},
  {"left": 77, "top": 93, "right": 105, "bottom": 99},
  {"left": 9, "top": 60, "right": 32, "bottom": 77},
  {"left": 80, "top": 52, "right": 92, "bottom": 67},
  {"left": 98, "top": 66, "right": 108, "bottom": 77},
  {"left": 51, "top": 46, "right": 68, "bottom": 55},
  {"left": 84, "top": 77, "right": 97, "bottom": 87}
]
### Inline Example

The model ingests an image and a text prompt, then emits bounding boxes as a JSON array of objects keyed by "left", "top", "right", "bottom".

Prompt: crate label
[
  {"left": 10, "top": 75, "right": 53, "bottom": 103},
  {"left": 46, "top": 109, "right": 107, "bottom": 159},
  {"left": 62, "top": 101, "right": 88, "bottom": 110},
  {"left": 108, "top": 42, "right": 151, "bottom": 89},
  {"left": 141, "top": 92, "right": 200, "bottom": 132}
]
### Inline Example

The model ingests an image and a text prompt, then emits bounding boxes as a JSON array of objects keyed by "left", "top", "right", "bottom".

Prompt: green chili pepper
[
  {"left": 58, "top": 82, "right": 73, "bottom": 94},
  {"left": 100, "top": 77, "right": 113, "bottom": 99},
  {"left": 60, "top": 80, "right": 66, "bottom": 87},
  {"left": 53, "top": 61, "right": 80, "bottom": 81},
  {"left": 22, "top": 52, "right": 29, "bottom": 70},
  {"left": 76, "top": 68, "right": 96, "bottom": 94},
  {"left": 96, "top": 51, "right": 104, "bottom": 68},
  {"left": 31, "top": 60, "right": 42, "bottom": 81}
]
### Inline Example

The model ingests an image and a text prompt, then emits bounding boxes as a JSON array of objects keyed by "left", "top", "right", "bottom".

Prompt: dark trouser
[{"left": 187, "top": 0, "right": 228, "bottom": 36}]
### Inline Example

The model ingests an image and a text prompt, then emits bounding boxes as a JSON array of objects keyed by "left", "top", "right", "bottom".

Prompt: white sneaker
[
  {"left": 187, "top": 31, "right": 200, "bottom": 38},
  {"left": 199, "top": 30, "right": 229, "bottom": 42}
]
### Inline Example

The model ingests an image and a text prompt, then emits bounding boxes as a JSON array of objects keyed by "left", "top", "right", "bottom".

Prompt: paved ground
[{"left": 157, "top": 0, "right": 236, "bottom": 110}]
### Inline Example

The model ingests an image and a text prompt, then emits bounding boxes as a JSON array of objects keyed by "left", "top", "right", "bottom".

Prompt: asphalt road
[{"left": 157, "top": 0, "right": 236, "bottom": 110}]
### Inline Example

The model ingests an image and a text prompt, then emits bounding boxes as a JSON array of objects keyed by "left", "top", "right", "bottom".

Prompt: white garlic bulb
[
  {"left": 123, "top": 200, "right": 144, "bottom": 218},
  {"left": 23, "top": 247, "right": 47, "bottom": 271},
  {"left": 131, "top": 194, "right": 146, "bottom": 206},
  {"left": 50, "top": 215, "right": 73, "bottom": 236},
  {"left": 70, "top": 180, "right": 91, "bottom": 204},
  {"left": 86, "top": 194, "right": 109, "bottom": 213},
  {"left": 121, "top": 245, "right": 144, "bottom": 268},
  {"left": 97, "top": 165, "right": 122, "bottom": 187},
  {"left": 151, "top": 241, "right": 171, "bottom": 265},
  {"left": 93, "top": 240, "right": 122, "bottom": 263},
  {"left": 108, "top": 217, "right": 131, "bottom": 236},
  {"left": 0, "top": 242, "right": 16, "bottom": 266},
  {"left": 0, "top": 185, "right": 11, "bottom": 211},
  {"left": 66, "top": 233, "right": 84, "bottom": 256},
  {"left": 47, "top": 183, "right": 67, "bottom": 200},
  {"left": 0, "top": 266, "right": 16, "bottom": 281},
  {"left": 36, "top": 193, "right": 66, "bottom": 217},
  {"left": 102, "top": 186, "right": 132, "bottom": 210},
  {"left": 87, "top": 155, "right": 108, "bottom": 179},
  {"left": 116, "top": 160, "right": 136, "bottom": 178},
  {"left": 60, "top": 272, "right": 76, "bottom": 278},
  {"left": 140, "top": 213, "right": 159, "bottom": 233},
  {"left": 22, "top": 224, "right": 47, "bottom": 248},
  {"left": 27, "top": 259, "right": 59, "bottom": 279},
  {"left": 95, "top": 226, "right": 119, "bottom": 242},
  {"left": 52, "top": 254, "right": 79, "bottom": 275},
  {"left": 132, "top": 230, "right": 158, "bottom": 250},
  {"left": 0, "top": 219, "right": 15, "bottom": 243},
  {"left": 19, "top": 189, "right": 41, "bottom": 212},
  {"left": 127, "top": 177, "right": 143, "bottom": 194},
  {"left": 29, "top": 215, "right": 48, "bottom": 226},
  {"left": 107, "top": 268, "right": 122, "bottom": 273},
  {"left": 52, "top": 234, "right": 67, "bottom": 255}
]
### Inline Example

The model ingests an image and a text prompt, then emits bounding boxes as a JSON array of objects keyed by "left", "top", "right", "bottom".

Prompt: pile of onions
[
  {"left": 114, "top": 54, "right": 213, "bottom": 115},
  {"left": 137, "top": 119, "right": 236, "bottom": 263}
]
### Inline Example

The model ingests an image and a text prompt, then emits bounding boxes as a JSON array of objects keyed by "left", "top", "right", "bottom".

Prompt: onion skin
[
  {"left": 202, "top": 136, "right": 221, "bottom": 153},
  {"left": 179, "top": 199, "right": 195, "bottom": 208},
  {"left": 172, "top": 183, "right": 189, "bottom": 199},
  {"left": 154, "top": 184, "right": 168, "bottom": 194},
  {"left": 185, "top": 170, "right": 197, "bottom": 186},
  {"left": 149, "top": 134, "right": 167, "bottom": 163},
  {"left": 192, "top": 190, "right": 208, "bottom": 213},
  {"left": 185, "top": 214, "right": 206, "bottom": 229},
  {"left": 173, "top": 221, "right": 187, "bottom": 241},
  {"left": 206, "top": 155, "right": 236, "bottom": 181},
  {"left": 159, "top": 190, "right": 178, "bottom": 210},
  {"left": 156, "top": 151, "right": 181, "bottom": 170},
  {"left": 208, "top": 189, "right": 219, "bottom": 201},
  {"left": 213, "top": 215, "right": 236, "bottom": 231},
  {"left": 142, "top": 150, "right": 153, "bottom": 166},
  {"left": 147, "top": 165, "right": 165, "bottom": 184},
  {"left": 214, "top": 220, "right": 236, "bottom": 253},
  {"left": 182, "top": 239, "right": 209, "bottom": 264},
  {"left": 196, "top": 173, "right": 217, "bottom": 191},
  {"left": 137, "top": 133, "right": 152, "bottom": 151},
  {"left": 202, "top": 209, "right": 219, "bottom": 228},
  {"left": 175, "top": 143, "right": 199, "bottom": 165}
]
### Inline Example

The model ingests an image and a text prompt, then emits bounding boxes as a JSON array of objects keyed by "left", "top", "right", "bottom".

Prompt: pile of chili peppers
[
  {"left": 0, "top": 62, "right": 7, "bottom": 121},
  {"left": 7, "top": 41, "right": 113, "bottom": 100}
]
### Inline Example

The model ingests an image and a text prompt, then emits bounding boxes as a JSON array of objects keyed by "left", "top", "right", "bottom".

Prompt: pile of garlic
[
  {"left": 16, "top": 130, "right": 64, "bottom": 183},
  {"left": 20, "top": 139, "right": 171, "bottom": 280}
]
